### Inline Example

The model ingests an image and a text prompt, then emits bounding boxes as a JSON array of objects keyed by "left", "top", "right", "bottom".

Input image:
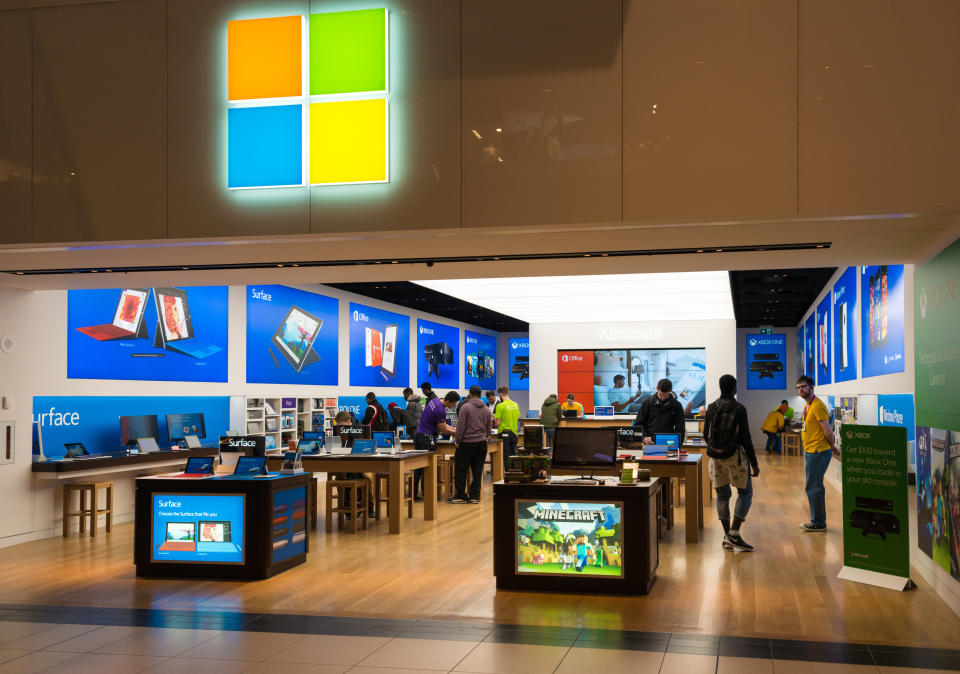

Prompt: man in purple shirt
[{"left": 413, "top": 390, "right": 460, "bottom": 500}]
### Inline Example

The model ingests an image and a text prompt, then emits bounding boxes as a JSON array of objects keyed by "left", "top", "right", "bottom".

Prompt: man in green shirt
[{"left": 494, "top": 385, "right": 520, "bottom": 469}]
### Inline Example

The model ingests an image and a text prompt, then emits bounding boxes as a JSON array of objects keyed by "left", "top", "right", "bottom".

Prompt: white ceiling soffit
[{"left": 413, "top": 272, "right": 734, "bottom": 324}]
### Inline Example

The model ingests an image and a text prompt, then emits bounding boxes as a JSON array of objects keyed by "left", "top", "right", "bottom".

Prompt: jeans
[
  {"left": 543, "top": 427, "right": 556, "bottom": 448},
  {"left": 413, "top": 432, "right": 435, "bottom": 497},
  {"left": 453, "top": 440, "right": 488, "bottom": 499},
  {"left": 763, "top": 430, "right": 781, "bottom": 453},
  {"left": 501, "top": 431, "right": 518, "bottom": 470},
  {"left": 715, "top": 473, "right": 753, "bottom": 521},
  {"left": 805, "top": 450, "right": 832, "bottom": 527}
]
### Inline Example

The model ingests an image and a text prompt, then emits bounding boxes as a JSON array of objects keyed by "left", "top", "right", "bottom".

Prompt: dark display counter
[
  {"left": 493, "top": 478, "right": 659, "bottom": 595},
  {"left": 33, "top": 448, "right": 217, "bottom": 473}
]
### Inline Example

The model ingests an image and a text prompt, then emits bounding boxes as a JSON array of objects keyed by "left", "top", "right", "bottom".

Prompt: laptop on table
[
  {"left": 63, "top": 442, "right": 94, "bottom": 459},
  {"left": 169, "top": 456, "right": 215, "bottom": 478},
  {"left": 76, "top": 288, "right": 150, "bottom": 341},
  {"left": 233, "top": 455, "right": 268, "bottom": 478},
  {"left": 153, "top": 287, "right": 223, "bottom": 359}
]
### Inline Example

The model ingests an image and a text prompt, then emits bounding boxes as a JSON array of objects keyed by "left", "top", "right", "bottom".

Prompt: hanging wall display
[
  {"left": 832, "top": 266, "right": 858, "bottom": 383},
  {"left": 861, "top": 264, "right": 905, "bottom": 378},
  {"left": 416, "top": 319, "right": 459, "bottom": 389},
  {"left": 508, "top": 337, "right": 530, "bottom": 391},
  {"left": 464, "top": 331, "right": 497, "bottom": 389},
  {"left": 745, "top": 333, "right": 786, "bottom": 390},
  {"left": 816, "top": 295, "right": 832, "bottom": 386},
  {"left": 348, "top": 303, "right": 410, "bottom": 387}
]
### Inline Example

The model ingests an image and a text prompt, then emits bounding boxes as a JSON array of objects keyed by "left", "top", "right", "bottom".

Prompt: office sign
[
  {"left": 833, "top": 267, "right": 858, "bottom": 383},
  {"left": 840, "top": 425, "right": 909, "bottom": 581},
  {"left": 816, "top": 295, "right": 832, "bottom": 385},
  {"left": 152, "top": 493, "right": 245, "bottom": 564},
  {"left": 516, "top": 501, "right": 622, "bottom": 577},
  {"left": 416, "top": 319, "right": 458, "bottom": 389},
  {"left": 915, "top": 237, "right": 960, "bottom": 431},
  {"left": 348, "top": 302, "right": 409, "bottom": 387},
  {"left": 877, "top": 394, "right": 916, "bottom": 467},
  {"left": 246, "top": 285, "right": 339, "bottom": 385},
  {"left": 509, "top": 337, "right": 530, "bottom": 390},
  {"left": 861, "top": 264, "right": 906, "bottom": 378},
  {"left": 464, "top": 331, "right": 497, "bottom": 389},
  {"left": 745, "top": 333, "right": 786, "bottom": 390}
]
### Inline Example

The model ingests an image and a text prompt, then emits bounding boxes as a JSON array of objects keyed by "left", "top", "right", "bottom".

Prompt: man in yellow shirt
[
  {"left": 796, "top": 376, "right": 837, "bottom": 531},
  {"left": 560, "top": 394, "right": 584, "bottom": 418},
  {"left": 760, "top": 400, "right": 789, "bottom": 453}
]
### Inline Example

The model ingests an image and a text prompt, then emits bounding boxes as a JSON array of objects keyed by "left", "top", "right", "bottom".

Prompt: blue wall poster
[
  {"left": 508, "top": 336, "right": 530, "bottom": 390},
  {"left": 416, "top": 319, "right": 459, "bottom": 389},
  {"left": 861, "top": 264, "right": 906, "bottom": 378},
  {"left": 272, "top": 485, "right": 307, "bottom": 563},
  {"left": 68, "top": 286, "right": 228, "bottom": 382},
  {"left": 152, "top": 493, "right": 244, "bottom": 564},
  {"left": 832, "top": 266, "right": 858, "bottom": 383},
  {"left": 246, "top": 285, "right": 339, "bottom": 385},
  {"left": 33, "top": 396, "right": 230, "bottom": 460},
  {"left": 796, "top": 328, "right": 805, "bottom": 381},
  {"left": 804, "top": 313, "right": 816, "bottom": 379},
  {"left": 816, "top": 294, "right": 832, "bottom": 386},
  {"left": 349, "top": 303, "right": 410, "bottom": 387},
  {"left": 877, "top": 393, "right": 916, "bottom": 467},
  {"left": 745, "top": 333, "right": 786, "bottom": 390},
  {"left": 464, "top": 330, "right": 497, "bottom": 389}
]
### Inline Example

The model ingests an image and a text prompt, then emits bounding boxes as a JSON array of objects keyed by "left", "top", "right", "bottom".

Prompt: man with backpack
[
  {"left": 704, "top": 374, "right": 759, "bottom": 552},
  {"left": 361, "top": 392, "right": 392, "bottom": 432}
]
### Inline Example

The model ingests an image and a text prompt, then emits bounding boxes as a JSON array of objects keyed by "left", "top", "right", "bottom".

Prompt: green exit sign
[{"left": 760, "top": 327, "right": 773, "bottom": 334}]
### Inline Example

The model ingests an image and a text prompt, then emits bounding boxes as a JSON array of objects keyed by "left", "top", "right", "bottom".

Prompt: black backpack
[
  {"left": 706, "top": 400, "right": 740, "bottom": 460},
  {"left": 369, "top": 403, "right": 392, "bottom": 432}
]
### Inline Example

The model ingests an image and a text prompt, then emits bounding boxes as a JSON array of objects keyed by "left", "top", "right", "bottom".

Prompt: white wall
[{"left": 528, "top": 319, "right": 737, "bottom": 413}]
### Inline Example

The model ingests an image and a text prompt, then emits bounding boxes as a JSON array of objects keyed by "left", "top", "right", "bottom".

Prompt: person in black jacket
[
  {"left": 361, "top": 392, "right": 391, "bottom": 432},
  {"left": 704, "top": 374, "right": 759, "bottom": 553},
  {"left": 633, "top": 378, "right": 685, "bottom": 445}
]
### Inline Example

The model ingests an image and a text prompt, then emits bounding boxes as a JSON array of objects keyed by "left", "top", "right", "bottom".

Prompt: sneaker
[
  {"left": 722, "top": 538, "right": 733, "bottom": 550},
  {"left": 468, "top": 497, "right": 480, "bottom": 504},
  {"left": 447, "top": 497, "right": 468, "bottom": 504},
  {"left": 800, "top": 522, "right": 827, "bottom": 532},
  {"left": 725, "top": 533, "right": 754, "bottom": 551}
]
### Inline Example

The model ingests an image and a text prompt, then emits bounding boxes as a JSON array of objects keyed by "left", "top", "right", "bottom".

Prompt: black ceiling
[
  {"left": 729, "top": 268, "right": 836, "bottom": 328},
  {"left": 326, "top": 282, "right": 529, "bottom": 332}
]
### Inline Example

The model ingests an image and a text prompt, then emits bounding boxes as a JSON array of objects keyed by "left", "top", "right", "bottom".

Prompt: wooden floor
[{"left": 2, "top": 453, "right": 958, "bottom": 649}]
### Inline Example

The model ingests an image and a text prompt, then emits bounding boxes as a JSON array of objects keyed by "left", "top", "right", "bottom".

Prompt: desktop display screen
[
  {"left": 372, "top": 431, "right": 394, "bottom": 448},
  {"left": 120, "top": 414, "right": 159, "bottom": 448},
  {"left": 685, "top": 420, "right": 701, "bottom": 435},
  {"left": 152, "top": 493, "right": 244, "bottom": 563},
  {"left": 166, "top": 412, "right": 206, "bottom": 441},
  {"left": 655, "top": 434, "right": 680, "bottom": 448},
  {"left": 515, "top": 500, "right": 623, "bottom": 578},
  {"left": 550, "top": 428, "right": 617, "bottom": 469},
  {"left": 558, "top": 348, "right": 707, "bottom": 414},
  {"left": 296, "top": 439, "right": 321, "bottom": 454}
]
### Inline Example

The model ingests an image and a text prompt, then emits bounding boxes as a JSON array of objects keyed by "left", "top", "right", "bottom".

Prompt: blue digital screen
[
  {"left": 508, "top": 337, "right": 530, "bottom": 391},
  {"left": 464, "top": 330, "right": 497, "bottom": 388},
  {"left": 745, "top": 333, "right": 786, "bottom": 390},
  {"left": 166, "top": 412, "right": 206, "bottom": 441},
  {"left": 861, "top": 264, "right": 906, "bottom": 378},
  {"left": 832, "top": 266, "right": 858, "bottom": 383},
  {"left": 373, "top": 431, "right": 394, "bottom": 448},
  {"left": 152, "top": 493, "right": 244, "bottom": 564},
  {"left": 272, "top": 486, "right": 307, "bottom": 563},
  {"left": 804, "top": 314, "right": 816, "bottom": 378},
  {"left": 816, "top": 294, "right": 832, "bottom": 386},
  {"left": 348, "top": 303, "right": 410, "bottom": 387},
  {"left": 416, "top": 319, "right": 459, "bottom": 389}
]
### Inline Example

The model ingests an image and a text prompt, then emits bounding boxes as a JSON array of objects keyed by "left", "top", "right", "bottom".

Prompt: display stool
[
  {"left": 325, "top": 478, "right": 369, "bottom": 533},
  {"left": 782, "top": 432, "right": 801, "bottom": 456},
  {"left": 436, "top": 454, "right": 456, "bottom": 500},
  {"left": 374, "top": 473, "right": 414, "bottom": 521},
  {"left": 62, "top": 481, "right": 113, "bottom": 538},
  {"left": 661, "top": 478, "right": 674, "bottom": 532}
]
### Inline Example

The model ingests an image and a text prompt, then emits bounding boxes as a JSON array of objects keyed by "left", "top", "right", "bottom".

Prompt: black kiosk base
[
  {"left": 135, "top": 473, "right": 311, "bottom": 580},
  {"left": 493, "top": 479, "right": 659, "bottom": 595}
]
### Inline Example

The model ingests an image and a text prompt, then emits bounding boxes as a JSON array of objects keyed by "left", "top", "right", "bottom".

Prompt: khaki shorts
[{"left": 709, "top": 449, "right": 749, "bottom": 489}]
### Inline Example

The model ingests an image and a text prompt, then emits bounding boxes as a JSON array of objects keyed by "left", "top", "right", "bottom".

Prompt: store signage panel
[
  {"left": 816, "top": 295, "right": 832, "bottom": 386},
  {"left": 508, "top": 337, "right": 530, "bottom": 391},
  {"left": 227, "top": 9, "right": 389, "bottom": 189},
  {"left": 348, "top": 303, "right": 409, "bottom": 387},
  {"left": 516, "top": 501, "right": 623, "bottom": 578},
  {"left": 417, "top": 319, "right": 459, "bottom": 389},
  {"left": 876, "top": 394, "right": 916, "bottom": 466},
  {"left": 152, "top": 493, "right": 245, "bottom": 564},
  {"left": 272, "top": 486, "right": 307, "bottom": 563},
  {"left": 804, "top": 314, "right": 816, "bottom": 379},
  {"left": 745, "top": 333, "right": 786, "bottom": 390},
  {"left": 464, "top": 331, "right": 497, "bottom": 389},
  {"left": 860, "top": 264, "right": 906, "bottom": 378},
  {"left": 832, "top": 267, "right": 858, "bottom": 383}
]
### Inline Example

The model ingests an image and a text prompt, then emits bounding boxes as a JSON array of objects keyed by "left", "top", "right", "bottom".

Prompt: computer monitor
[
  {"left": 166, "top": 412, "right": 206, "bottom": 442},
  {"left": 685, "top": 420, "right": 701, "bottom": 435},
  {"left": 655, "top": 433, "right": 680, "bottom": 449},
  {"left": 301, "top": 431, "right": 325, "bottom": 446},
  {"left": 550, "top": 427, "right": 618, "bottom": 470},
  {"left": 525, "top": 410, "right": 540, "bottom": 419},
  {"left": 120, "top": 414, "right": 159, "bottom": 448},
  {"left": 372, "top": 431, "right": 394, "bottom": 449},
  {"left": 296, "top": 439, "right": 321, "bottom": 454},
  {"left": 594, "top": 406, "right": 614, "bottom": 417}
]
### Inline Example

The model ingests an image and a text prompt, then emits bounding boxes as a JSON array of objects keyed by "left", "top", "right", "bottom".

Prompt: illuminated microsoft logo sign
[{"left": 227, "top": 9, "right": 388, "bottom": 189}]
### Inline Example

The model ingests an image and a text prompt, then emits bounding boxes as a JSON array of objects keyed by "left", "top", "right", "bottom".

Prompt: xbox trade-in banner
[
  {"left": 877, "top": 394, "right": 916, "bottom": 467},
  {"left": 832, "top": 267, "right": 858, "bottom": 383},
  {"left": 508, "top": 337, "right": 530, "bottom": 390},
  {"left": 816, "top": 295, "right": 832, "bottom": 386},
  {"left": 464, "top": 330, "right": 497, "bottom": 388},
  {"left": 861, "top": 264, "right": 905, "bottom": 378},
  {"left": 246, "top": 285, "right": 338, "bottom": 385},
  {"left": 915, "top": 237, "right": 960, "bottom": 431},
  {"left": 349, "top": 303, "right": 410, "bottom": 387},
  {"left": 804, "top": 313, "right": 816, "bottom": 379},
  {"left": 68, "top": 286, "right": 228, "bottom": 382},
  {"left": 416, "top": 319, "right": 458, "bottom": 389},
  {"left": 745, "top": 333, "right": 786, "bottom": 390},
  {"left": 840, "top": 425, "right": 909, "bottom": 581},
  {"left": 914, "top": 427, "right": 960, "bottom": 580}
]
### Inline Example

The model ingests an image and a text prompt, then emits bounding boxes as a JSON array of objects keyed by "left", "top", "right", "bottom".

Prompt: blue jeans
[
  {"left": 805, "top": 450, "right": 832, "bottom": 527},
  {"left": 715, "top": 473, "right": 753, "bottom": 521},
  {"left": 413, "top": 433, "right": 435, "bottom": 498},
  {"left": 544, "top": 427, "right": 556, "bottom": 448},
  {"left": 763, "top": 430, "right": 781, "bottom": 453}
]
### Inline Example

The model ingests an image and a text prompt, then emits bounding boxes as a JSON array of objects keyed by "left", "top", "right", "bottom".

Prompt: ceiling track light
[{"left": 4, "top": 241, "right": 832, "bottom": 276}]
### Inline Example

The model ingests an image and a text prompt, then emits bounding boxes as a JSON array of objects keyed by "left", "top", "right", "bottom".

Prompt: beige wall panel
[
  {"left": 308, "top": 0, "right": 460, "bottom": 233},
  {"left": 0, "top": 10, "right": 31, "bottom": 244},
  {"left": 167, "top": 0, "right": 310, "bottom": 239},
  {"left": 799, "top": 0, "right": 960, "bottom": 213},
  {"left": 31, "top": 0, "right": 165, "bottom": 242},
  {"left": 461, "top": 0, "right": 622, "bottom": 228},
  {"left": 623, "top": 0, "right": 797, "bottom": 223}
]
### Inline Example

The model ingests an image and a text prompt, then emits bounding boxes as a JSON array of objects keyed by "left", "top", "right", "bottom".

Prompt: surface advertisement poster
[
  {"left": 832, "top": 267, "right": 858, "bottom": 383},
  {"left": 271, "top": 486, "right": 307, "bottom": 563},
  {"left": 464, "top": 330, "right": 497, "bottom": 389},
  {"left": 508, "top": 337, "right": 530, "bottom": 391},
  {"left": 915, "top": 427, "right": 960, "bottom": 581},
  {"left": 152, "top": 493, "right": 245, "bottom": 564},
  {"left": 68, "top": 286, "right": 228, "bottom": 382},
  {"left": 516, "top": 501, "right": 623, "bottom": 577},
  {"left": 804, "top": 313, "right": 816, "bottom": 379},
  {"left": 745, "top": 333, "right": 786, "bottom": 390},
  {"left": 840, "top": 425, "right": 909, "bottom": 580},
  {"left": 915, "top": 237, "right": 960, "bottom": 432},
  {"left": 246, "top": 285, "right": 339, "bottom": 385},
  {"left": 816, "top": 295, "right": 832, "bottom": 386},
  {"left": 349, "top": 302, "right": 410, "bottom": 387},
  {"left": 417, "top": 319, "right": 459, "bottom": 389},
  {"left": 860, "top": 264, "right": 906, "bottom": 378}
]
